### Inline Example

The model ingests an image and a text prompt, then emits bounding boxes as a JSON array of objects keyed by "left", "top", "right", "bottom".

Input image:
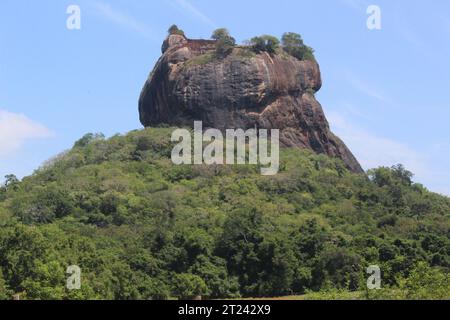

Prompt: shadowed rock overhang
[{"left": 139, "top": 34, "right": 364, "bottom": 173}]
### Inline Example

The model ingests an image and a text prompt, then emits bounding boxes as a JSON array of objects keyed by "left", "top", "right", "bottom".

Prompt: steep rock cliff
[{"left": 139, "top": 34, "right": 363, "bottom": 173}]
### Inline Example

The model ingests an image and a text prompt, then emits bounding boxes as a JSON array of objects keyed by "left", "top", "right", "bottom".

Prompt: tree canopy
[
  {"left": 0, "top": 127, "right": 448, "bottom": 300},
  {"left": 211, "top": 28, "right": 236, "bottom": 57},
  {"left": 250, "top": 35, "right": 280, "bottom": 55},
  {"left": 281, "top": 32, "right": 316, "bottom": 61},
  {"left": 168, "top": 24, "right": 185, "bottom": 36}
]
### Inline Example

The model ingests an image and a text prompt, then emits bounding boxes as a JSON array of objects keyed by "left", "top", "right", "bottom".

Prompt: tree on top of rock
[
  {"left": 250, "top": 35, "right": 280, "bottom": 55},
  {"left": 281, "top": 32, "right": 315, "bottom": 61},
  {"left": 168, "top": 24, "right": 185, "bottom": 37},
  {"left": 211, "top": 28, "right": 236, "bottom": 57}
]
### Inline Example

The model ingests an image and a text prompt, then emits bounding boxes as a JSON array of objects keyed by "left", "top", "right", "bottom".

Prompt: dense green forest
[{"left": 0, "top": 128, "right": 449, "bottom": 300}]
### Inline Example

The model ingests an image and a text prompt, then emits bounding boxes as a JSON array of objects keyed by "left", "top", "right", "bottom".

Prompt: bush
[
  {"left": 250, "top": 35, "right": 280, "bottom": 55},
  {"left": 168, "top": 24, "right": 185, "bottom": 36},
  {"left": 281, "top": 32, "right": 315, "bottom": 61},
  {"left": 403, "top": 262, "right": 450, "bottom": 299},
  {"left": 74, "top": 133, "right": 105, "bottom": 148},
  {"left": 0, "top": 270, "right": 10, "bottom": 300},
  {"left": 171, "top": 273, "right": 209, "bottom": 299},
  {"left": 211, "top": 28, "right": 231, "bottom": 41},
  {"left": 0, "top": 127, "right": 448, "bottom": 300},
  {"left": 366, "top": 262, "right": 450, "bottom": 300},
  {"left": 211, "top": 28, "right": 236, "bottom": 57}
]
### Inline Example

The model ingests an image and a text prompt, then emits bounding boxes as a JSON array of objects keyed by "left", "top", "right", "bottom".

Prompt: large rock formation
[{"left": 139, "top": 34, "right": 363, "bottom": 173}]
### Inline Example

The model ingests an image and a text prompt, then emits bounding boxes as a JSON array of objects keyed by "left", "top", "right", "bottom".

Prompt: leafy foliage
[
  {"left": 250, "top": 35, "right": 280, "bottom": 55},
  {"left": 168, "top": 24, "right": 185, "bottom": 36},
  {"left": 211, "top": 28, "right": 236, "bottom": 57},
  {"left": 281, "top": 32, "right": 316, "bottom": 61},
  {"left": 0, "top": 127, "right": 448, "bottom": 300}
]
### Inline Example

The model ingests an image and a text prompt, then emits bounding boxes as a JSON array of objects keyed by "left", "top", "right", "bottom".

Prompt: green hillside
[{"left": 0, "top": 127, "right": 449, "bottom": 300}]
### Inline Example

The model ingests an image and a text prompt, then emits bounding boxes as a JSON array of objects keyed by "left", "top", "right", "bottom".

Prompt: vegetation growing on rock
[
  {"left": 211, "top": 28, "right": 236, "bottom": 57},
  {"left": 168, "top": 24, "right": 185, "bottom": 37},
  {"left": 281, "top": 32, "right": 316, "bottom": 62},
  {"left": 139, "top": 28, "right": 360, "bottom": 172},
  {"left": 249, "top": 35, "right": 281, "bottom": 55}
]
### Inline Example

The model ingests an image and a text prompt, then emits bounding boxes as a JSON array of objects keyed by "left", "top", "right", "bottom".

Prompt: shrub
[
  {"left": 250, "top": 35, "right": 280, "bottom": 55},
  {"left": 281, "top": 32, "right": 315, "bottom": 61},
  {"left": 211, "top": 28, "right": 232, "bottom": 41},
  {"left": 171, "top": 273, "right": 209, "bottom": 299},
  {"left": 366, "top": 262, "right": 450, "bottom": 300},
  {"left": 211, "top": 28, "right": 236, "bottom": 57},
  {"left": 1, "top": 127, "right": 449, "bottom": 300},
  {"left": 168, "top": 24, "right": 185, "bottom": 36},
  {"left": 74, "top": 133, "right": 105, "bottom": 148},
  {"left": 0, "top": 270, "right": 10, "bottom": 300}
]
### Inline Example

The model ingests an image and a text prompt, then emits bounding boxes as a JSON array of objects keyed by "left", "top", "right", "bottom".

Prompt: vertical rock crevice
[{"left": 139, "top": 34, "right": 363, "bottom": 173}]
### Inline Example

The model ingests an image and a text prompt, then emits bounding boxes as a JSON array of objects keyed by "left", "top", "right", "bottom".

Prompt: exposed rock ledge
[{"left": 139, "top": 34, "right": 363, "bottom": 173}]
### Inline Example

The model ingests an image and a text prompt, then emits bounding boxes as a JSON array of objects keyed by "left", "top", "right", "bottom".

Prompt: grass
[
  {"left": 226, "top": 291, "right": 363, "bottom": 301},
  {"left": 184, "top": 52, "right": 217, "bottom": 68},
  {"left": 183, "top": 47, "right": 257, "bottom": 70}
]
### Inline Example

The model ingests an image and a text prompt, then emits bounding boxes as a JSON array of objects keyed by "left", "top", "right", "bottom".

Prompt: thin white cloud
[
  {"left": 328, "top": 112, "right": 425, "bottom": 173},
  {"left": 0, "top": 110, "right": 53, "bottom": 158},
  {"left": 168, "top": 0, "right": 216, "bottom": 27},
  {"left": 328, "top": 112, "right": 449, "bottom": 196},
  {"left": 344, "top": 71, "right": 392, "bottom": 104},
  {"left": 92, "top": 1, "right": 157, "bottom": 39},
  {"left": 328, "top": 112, "right": 450, "bottom": 196},
  {"left": 336, "top": 102, "right": 370, "bottom": 120}
]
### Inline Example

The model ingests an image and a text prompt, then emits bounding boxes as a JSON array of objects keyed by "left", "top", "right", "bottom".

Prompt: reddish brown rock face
[{"left": 139, "top": 34, "right": 363, "bottom": 173}]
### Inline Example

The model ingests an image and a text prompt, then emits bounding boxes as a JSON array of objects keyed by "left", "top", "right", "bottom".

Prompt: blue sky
[{"left": 0, "top": 0, "right": 449, "bottom": 195}]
